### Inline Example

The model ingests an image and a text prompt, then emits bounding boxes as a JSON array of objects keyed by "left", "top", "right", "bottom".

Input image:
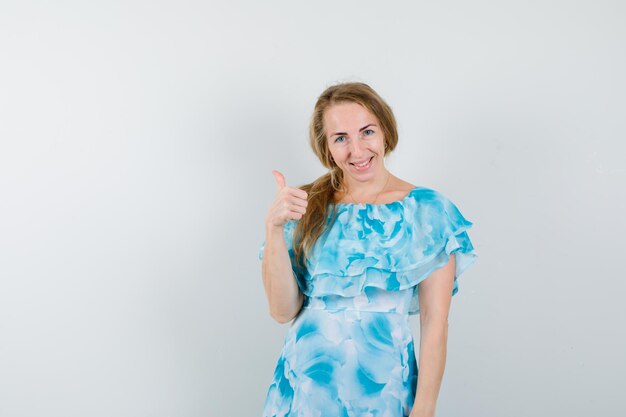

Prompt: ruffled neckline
[
  {"left": 330, "top": 186, "right": 422, "bottom": 209},
  {"left": 259, "top": 185, "right": 477, "bottom": 316},
  {"left": 301, "top": 185, "right": 477, "bottom": 315}
]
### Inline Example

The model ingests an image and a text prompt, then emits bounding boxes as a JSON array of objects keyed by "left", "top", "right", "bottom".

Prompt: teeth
[{"left": 355, "top": 157, "right": 371, "bottom": 167}]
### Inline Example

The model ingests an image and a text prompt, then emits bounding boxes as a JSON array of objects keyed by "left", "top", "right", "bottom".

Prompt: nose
[{"left": 349, "top": 137, "right": 365, "bottom": 157}]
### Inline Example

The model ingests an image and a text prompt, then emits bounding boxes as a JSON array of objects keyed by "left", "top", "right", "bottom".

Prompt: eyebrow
[{"left": 331, "top": 124, "right": 377, "bottom": 137}]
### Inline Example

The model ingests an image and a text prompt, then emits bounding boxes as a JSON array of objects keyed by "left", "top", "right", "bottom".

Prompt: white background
[{"left": 1, "top": 1, "right": 625, "bottom": 416}]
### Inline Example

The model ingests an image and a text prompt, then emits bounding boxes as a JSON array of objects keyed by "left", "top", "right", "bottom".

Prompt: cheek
[{"left": 377, "top": 137, "right": 386, "bottom": 150}]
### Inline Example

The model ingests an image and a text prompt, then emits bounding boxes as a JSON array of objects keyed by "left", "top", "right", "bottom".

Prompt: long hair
[{"left": 292, "top": 82, "right": 399, "bottom": 270}]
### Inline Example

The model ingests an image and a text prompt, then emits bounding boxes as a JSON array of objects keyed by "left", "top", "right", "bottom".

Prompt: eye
[
  {"left": 364, "top": 129, "right": 374, "bottom": 135},
  {"left": 335, "top": 136, "right": 345, "bottom": 143}
]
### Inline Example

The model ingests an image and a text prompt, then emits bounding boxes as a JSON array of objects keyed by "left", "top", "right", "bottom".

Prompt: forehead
[{"left": 323, "top": 102, "right": 378, "bottom": 131}]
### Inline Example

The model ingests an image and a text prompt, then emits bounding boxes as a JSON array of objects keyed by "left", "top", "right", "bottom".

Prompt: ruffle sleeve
[
  {"left": 299, "top": 187, "right": 477, "bottom": 315},
  {"left": 258, "top": 220, "right": 307, "bottom": 288}
]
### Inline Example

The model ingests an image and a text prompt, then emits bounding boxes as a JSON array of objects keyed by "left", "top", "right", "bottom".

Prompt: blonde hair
[{"left": 292, "top": 82, "right": 398, "bottom": 269}]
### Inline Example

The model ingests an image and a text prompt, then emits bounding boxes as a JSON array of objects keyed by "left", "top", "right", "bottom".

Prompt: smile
[{"left": 350, "top": 156, "right": 373, "bottom": 171}]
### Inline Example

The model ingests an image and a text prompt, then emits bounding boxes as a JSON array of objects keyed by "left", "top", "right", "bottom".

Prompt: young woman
[{"left": 259, "top": 82, "right": 478, "bottom": 417}]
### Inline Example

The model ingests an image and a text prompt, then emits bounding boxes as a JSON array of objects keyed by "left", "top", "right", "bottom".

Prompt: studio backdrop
[{"left": 0, "top": 1, "right": 624, "bottom": 416}]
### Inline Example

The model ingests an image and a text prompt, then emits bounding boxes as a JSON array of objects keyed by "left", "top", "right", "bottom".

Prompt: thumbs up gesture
[{"left": 266, "top": 170, "right": 309, "bottom": 229}]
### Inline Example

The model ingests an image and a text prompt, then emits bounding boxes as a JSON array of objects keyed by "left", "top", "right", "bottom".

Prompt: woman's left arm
[{"left": 410, "top": 254, "right": 456, "bottom": 417}]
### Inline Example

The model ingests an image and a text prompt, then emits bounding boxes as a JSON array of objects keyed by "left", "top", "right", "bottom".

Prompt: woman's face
[{"left": 324, "top": 102, "right": 386, "bottom": 184}]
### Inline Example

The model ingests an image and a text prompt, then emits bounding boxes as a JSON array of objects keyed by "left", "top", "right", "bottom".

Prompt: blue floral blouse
[{"left": 258, "top": 186, "right": 477, "bottom": 416}]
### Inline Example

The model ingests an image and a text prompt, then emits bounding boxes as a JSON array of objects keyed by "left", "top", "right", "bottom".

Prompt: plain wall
[{"left": 1, "top": 1, "right": 625, "bottom": 416}]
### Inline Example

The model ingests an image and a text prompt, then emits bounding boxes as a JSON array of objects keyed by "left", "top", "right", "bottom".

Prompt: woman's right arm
[
  {"left": 261, "top": 170, "right": 308, "bottom": 324},
  {"left": 261, "top": 224, "right": 304, "bottom": 323}
]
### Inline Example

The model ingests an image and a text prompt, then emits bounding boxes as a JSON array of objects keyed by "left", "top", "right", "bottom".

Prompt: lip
[
  {"left": 350, "top": 156, "right": 374, "bottom": 172},
  {"left": 350, "top": 156, "right": 373, "bottom": 166}
]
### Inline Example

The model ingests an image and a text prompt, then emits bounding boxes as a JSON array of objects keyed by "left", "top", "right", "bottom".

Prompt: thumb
[{"left": 272, "top": 170, "right": 286, "bottom": 190}]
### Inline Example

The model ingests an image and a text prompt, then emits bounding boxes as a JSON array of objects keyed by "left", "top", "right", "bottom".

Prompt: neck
[{"left": 342, "top": 170, "right": 392, "bottom": 199}]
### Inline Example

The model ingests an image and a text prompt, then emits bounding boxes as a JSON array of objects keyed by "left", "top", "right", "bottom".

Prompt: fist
[{"left": 266, "top": 170, "right": 308, "bottom": 228}]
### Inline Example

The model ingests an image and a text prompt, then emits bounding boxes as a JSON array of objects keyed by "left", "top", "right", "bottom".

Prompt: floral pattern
[{"left": 258, "top": 186, "right": 477, "bottom": 416}]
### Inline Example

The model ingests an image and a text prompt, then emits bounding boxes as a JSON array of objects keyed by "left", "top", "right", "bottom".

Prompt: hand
[{"left": 265, "top": 170, "right": 308, "bottom": 229}]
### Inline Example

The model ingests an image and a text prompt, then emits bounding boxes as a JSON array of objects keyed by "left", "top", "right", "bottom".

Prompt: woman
[{"left": 258, "top": 82, "right": 477, "bottom": 417}]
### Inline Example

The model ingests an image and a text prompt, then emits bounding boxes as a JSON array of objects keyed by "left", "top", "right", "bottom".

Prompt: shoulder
[
  {"left": 393, "top": 177, "right": 417, "bottom": 194},
  {"left": 408, "top": 186, "right": 473, "bottom": 230},
  {"left": 405, "top": 186, "right": 466, "bottom": 223},
  {"left": 408, "top": 185, "right": 450, "bottom": 206},
  {"left": 383, "top": 176, "right": 449, "bottom": 210},
  {"left": 392, "top": 177, "right": 449, "bottom": 204}
]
